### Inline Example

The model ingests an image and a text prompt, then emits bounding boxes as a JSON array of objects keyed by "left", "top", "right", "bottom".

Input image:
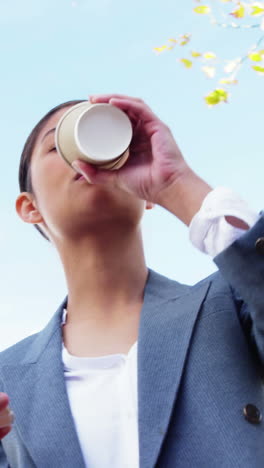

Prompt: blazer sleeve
[
  {"left": 214, "top": 213, "right": 264, "bottom": 365},
  {"left": 0, "top": 441, "right": 9, "bottom": 468}
]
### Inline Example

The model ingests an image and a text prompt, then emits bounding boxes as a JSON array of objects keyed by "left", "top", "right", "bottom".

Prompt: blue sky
[{"left": 1, "top": 0, "right": 263, "bottom": 350}]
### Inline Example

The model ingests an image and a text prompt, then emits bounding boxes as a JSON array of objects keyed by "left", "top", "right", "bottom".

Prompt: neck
[{"left": 56, "top": 226, "right": 148, "bottom": 325}]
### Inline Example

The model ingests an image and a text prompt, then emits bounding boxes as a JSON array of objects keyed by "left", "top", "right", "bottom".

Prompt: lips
[
  {"left": 74, "top": 173, "right": 84, "bottom": 181},
  {"left": 74, "top": 174, "right": 86, "bottom": 181}
]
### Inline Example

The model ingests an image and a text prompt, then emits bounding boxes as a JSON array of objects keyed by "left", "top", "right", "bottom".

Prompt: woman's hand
[
  {"left": 72, "top": 94, "right": 189, "bottom": 204},
  {"left": 72, "top": 94, "right": 212, "bottom": 225},
  {"left": 0, "top": 393, "right": 14, "bottom": 440}
]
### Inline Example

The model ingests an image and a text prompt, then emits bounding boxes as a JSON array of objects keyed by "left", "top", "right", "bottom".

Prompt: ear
[
  {"left": 16, "top": 192, "right": 44, "bottom": 225},
  {"left": 145, "top": 201, "right": 155, "bottom": 210}
]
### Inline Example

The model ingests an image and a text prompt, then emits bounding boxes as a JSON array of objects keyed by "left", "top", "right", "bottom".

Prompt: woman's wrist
[{"left": 156, "top": 168, "right": 213, "bottom": 226}]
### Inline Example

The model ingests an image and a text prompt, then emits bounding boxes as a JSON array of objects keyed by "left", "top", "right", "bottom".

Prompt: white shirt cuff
[{"left": 189, "top": 187, "right": 260, "bottom": 258}]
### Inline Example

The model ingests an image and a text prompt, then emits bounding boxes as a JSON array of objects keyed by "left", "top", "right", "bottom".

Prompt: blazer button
[
  {"left": 243, "top": 404, "right": 262, "bottom": 424},
  {"left": 255, "top": 237, "right": 264, "bottom": 254}
]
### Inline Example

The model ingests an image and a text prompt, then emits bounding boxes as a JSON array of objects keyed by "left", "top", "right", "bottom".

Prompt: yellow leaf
[
  {"left": 180, "top": 58, "right": 193, "bottom": 68},
  {"left": 153, "top": 45, "right": 168, "bottom": 53},
  {"left": 252, "top": 65, "right": 264, "bottom": 72},
  {"left": 179, "top": 34, "right": 191, "bottom": 46},
  {"left": 248, "top": 52, "right": 263, "bottom": 62},
  {"left": 203, "top": 52, "right": 217, "bottom": 60},
  {"left": 191, "top": 51, "right": 202, "bottom": 58},
  {"left": 230, "top": 3, "right": 245, "bottom": 18},
  {"left": 219, "top": 78, "right": 238, "bottom": 85},
  {"left": 251, "top": 5, "right": 264, "bottom": 16},
  {"left": 259, "top": 49, "right": 264, "bottom": 56},
  {"left": 194, "top": 5, "right": 211, "bottom": 14},
  {"left": 168, "top": 38, "right": 177, "bottom": 43}
]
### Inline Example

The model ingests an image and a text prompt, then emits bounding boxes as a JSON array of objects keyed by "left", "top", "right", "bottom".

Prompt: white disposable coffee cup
[{"left": 55, "top": 101, "right": 133, "bottom": 170}]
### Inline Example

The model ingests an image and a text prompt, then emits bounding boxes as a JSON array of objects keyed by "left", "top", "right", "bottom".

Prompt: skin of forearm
[
  {"left": 156, "top": 168, "right": 212, "bottom": 226},
  {"left": 156, "top": 168, "right": 250, "bottom": 230}
]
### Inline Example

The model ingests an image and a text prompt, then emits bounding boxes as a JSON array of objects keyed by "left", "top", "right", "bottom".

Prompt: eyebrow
[{"left": 41, "top": 127, "right": 56, "bottom": 143}]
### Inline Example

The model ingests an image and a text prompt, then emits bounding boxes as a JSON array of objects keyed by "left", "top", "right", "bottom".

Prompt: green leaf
[
  {"left": 193, "top": 5, "right": 211, "bottom": 14},
  {"left": 205, "top": 89, "right": 229, "bottom": 106},
  {"left": 251, "top": 5, "right": 264, "bottom": 16},
  {"left": 252, "top": 65, "right": 264, "bottom": 72},
  {"left": 205, "top": 92, "right": 221, "bottom": 106},
  {"left": 248, "top": 52, "right": 263, "bottom": 62},
  {"left": 216, "top": 89, "right": 229, "bottom": 100}
]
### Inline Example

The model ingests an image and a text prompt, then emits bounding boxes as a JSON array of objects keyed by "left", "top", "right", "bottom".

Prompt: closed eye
[{"left": 48, "top": 147, "right": 57, "bottom": 153}]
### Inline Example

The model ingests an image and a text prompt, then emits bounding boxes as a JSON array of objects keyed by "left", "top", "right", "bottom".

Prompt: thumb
[{"left": 72, "top": 160, "right": 118, "bottom": 187}]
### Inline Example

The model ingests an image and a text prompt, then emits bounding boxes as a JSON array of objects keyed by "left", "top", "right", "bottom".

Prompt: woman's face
[{"left": 17, "top": 107, "right": 150, "bottom": 241}]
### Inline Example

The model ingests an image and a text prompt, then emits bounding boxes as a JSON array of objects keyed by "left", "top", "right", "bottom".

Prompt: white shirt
[
  {"left": 61, "top": 329, "right": 138, "bottom": 468},
  {"left": 61, "top": 187, "right": 259, "bottom": 468}
]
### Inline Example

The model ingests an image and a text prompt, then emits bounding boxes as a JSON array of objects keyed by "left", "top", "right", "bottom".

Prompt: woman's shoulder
[
  {"left": 0, "top": 298, "right": 67, "bottom": 368},
  {"left": 0, "top": 332, "right": 40, "bottom": 367}
]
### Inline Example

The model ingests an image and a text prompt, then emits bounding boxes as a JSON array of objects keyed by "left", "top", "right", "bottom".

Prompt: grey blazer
[{"left": 0, "top": 216, "right": 264, "bottom": 468}]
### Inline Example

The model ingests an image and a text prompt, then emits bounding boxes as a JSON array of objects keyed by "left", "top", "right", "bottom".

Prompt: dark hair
[{"left": 19, "top": 100, "right": 86, "bottom": 240}]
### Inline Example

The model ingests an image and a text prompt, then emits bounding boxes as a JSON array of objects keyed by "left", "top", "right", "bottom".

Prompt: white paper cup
[{"left": 55, "top": 101, "right": 133, "bottom": 170}]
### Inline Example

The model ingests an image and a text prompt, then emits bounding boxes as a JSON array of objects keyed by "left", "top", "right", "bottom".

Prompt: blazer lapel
[
  {"left": 1, "top": 301, "right": 86, "bottom": 468},
  {"left": 138, "top": 270, "right": 211, "bottom": 468}
]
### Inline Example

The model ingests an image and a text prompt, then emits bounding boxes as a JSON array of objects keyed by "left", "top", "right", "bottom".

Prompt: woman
[{"left": 0, "top": 94, "right": 263, "bottom": 467}]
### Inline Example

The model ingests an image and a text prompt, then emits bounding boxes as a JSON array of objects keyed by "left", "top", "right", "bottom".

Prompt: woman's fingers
[
  {"left": 0, "top": 407, "right": 15, "bottom": 429},
  {"left": 90, "top": 95, "right": 159, "bottom": 127},
  {"left": 0, "top": 393, "right": 15, "bottom": 432},
  {"left": 0, "top": 393, "right": 9, "bottom": 411},
  {"left": 108, "top": 99, "right": 160, "bottom": 134},
  {"left": 72, "top": 160, "right": 118, "bottom": 187},
  {"left": 109, "top": 97, "right": 154, "bottom": 118},
  {"left": 89, "top": 94, "right": 143, "bottom": 103}
]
